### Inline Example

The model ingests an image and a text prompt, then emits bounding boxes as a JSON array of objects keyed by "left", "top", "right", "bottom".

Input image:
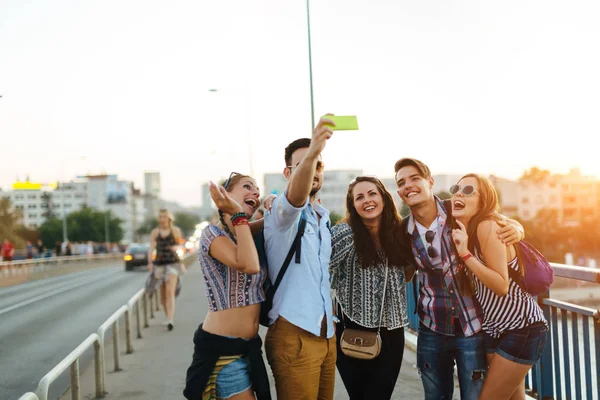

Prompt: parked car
[{"left": 124, "top": 243, "right": 151, "bottom": 271}]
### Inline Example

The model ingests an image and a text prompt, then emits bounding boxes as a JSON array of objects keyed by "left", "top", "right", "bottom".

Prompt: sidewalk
[{"left": 62, "top": 261, "right": 441, "bottom": 400}]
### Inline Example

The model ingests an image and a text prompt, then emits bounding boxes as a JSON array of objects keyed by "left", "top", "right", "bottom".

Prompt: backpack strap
[{"left": 271, "top": 215, "right": 307, "bottom": 294}]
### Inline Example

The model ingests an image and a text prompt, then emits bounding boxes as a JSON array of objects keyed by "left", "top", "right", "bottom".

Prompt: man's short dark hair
[
  {"left": 393, "top": 158, "right": 432, "bottom": 181},
  {"left": 284, "top": 138, "right": 311, "bottom": 167}
]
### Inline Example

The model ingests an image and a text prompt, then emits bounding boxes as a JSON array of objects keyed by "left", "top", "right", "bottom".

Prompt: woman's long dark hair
[
  {"left": 459, "top": 174, "right": 502, "bottom": 255},
  {"left": 453, "top": 174, "right": 503, "bottom": 296},
  {"left": 344, "top": 176, "right": 407, "bottom": 268}
]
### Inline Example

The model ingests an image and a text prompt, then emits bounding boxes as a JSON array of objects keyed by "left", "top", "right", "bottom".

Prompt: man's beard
[{"left": 310, "top": 181, "right": 322, "bottom": 196}]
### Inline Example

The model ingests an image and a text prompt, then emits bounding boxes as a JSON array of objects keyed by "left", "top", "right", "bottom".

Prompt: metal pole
[
  {"left": 70, "top": 359, "right": 80, "bottom": 400},
  {"left": 104, "top": 211, "right": 110, "bottom": 243},
  {"left": 125, "top": 309, "right": 133, "bottom": 354},
  {"left": 144, "top": 292, "right": 151, "bottom": 325},
  {"left": 306, "top": 0, "right": 315, "bottom": 130},
  {"left": 136, "top": 299, "right": 142, "bottom": 338},
  {"left": 112, "top": 320, "right": 121, "bottom": 371},
  {"left": 94, "top": 341, "right": 103, "bottom": 397}
]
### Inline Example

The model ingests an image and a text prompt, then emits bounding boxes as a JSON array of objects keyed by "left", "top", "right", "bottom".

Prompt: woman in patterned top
[
  {"left": 450, "top": 174, "right": 548, "bottom": 400},
  {"left": 183, "top": 173, "right": 271, "bottom": 400},
  {"left": 330, "top": 176, "right": 415, "bottom": 400}
]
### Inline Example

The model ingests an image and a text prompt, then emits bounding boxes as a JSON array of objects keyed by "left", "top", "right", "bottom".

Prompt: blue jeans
[{"left": 417, "top": 324, "right": 487, "bottom": 400}]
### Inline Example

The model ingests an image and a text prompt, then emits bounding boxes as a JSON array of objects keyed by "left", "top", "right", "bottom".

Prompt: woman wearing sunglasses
[
  {"left": 183, "top": 173, "right": 271, "bottom": 400},
  {"left": 330, "top": 176, "right": 415, "bottom": 399},
  {"left": 449, "top": 174, "right": 547, "bottom": 400}
]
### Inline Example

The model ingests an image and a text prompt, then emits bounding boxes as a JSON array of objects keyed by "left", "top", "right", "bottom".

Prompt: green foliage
[
  {"left": 435, "top": 190, "right": 452, "bottom": 200},
  {"left": 0, "top": 198, "right": 25, "bottom": 247},
  {"left": 329, "top": 211, "right": 344, "bottom": 226},
  {"left": 137, "top": 217, "right": 158, "bottom": 236},
  {"left": 174, "top": 212, "right": 200, "bottom": 237},
  {"left": 38, "top": 207, "right": 123, "bottom": 244}
]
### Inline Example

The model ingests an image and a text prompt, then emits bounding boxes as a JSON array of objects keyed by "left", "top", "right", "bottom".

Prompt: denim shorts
[
  {"left": 216, "top": 356, "right": 251, "bottom": 398},
  {"left": 484, "top": 322, "right": 548, "bottom": 365}
]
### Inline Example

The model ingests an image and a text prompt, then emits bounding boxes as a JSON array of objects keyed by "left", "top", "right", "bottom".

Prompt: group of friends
[{"left": 181, "top": 115, "right": 549, "bottom": 400}]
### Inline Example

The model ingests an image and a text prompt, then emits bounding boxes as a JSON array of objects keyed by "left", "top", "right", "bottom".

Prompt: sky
[{"left": 1, "top": 0, "right": 599, "bottom": 207}]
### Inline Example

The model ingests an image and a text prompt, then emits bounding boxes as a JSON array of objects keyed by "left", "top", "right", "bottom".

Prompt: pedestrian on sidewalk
[
  {"left": 449, "top": 174, "right": 548, "bottom": 399},
  {"left": 330, "top": 176, "right": 414, "bottom": 399},
  {"left": 183, "top": 173, "right": 270, "bottom": 400},
  {"left": 394, "top": 158, "right": 525, "bottom": 400},
  {"left": 147, "top": 209, "right": 184, "bottom": 331},
  {"left": 2, "top": 238, "right": 15, "bottom": 262}
]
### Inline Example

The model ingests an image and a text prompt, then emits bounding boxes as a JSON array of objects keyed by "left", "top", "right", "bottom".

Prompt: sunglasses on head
[
  {"left": 287, "top": 161, "right": 325, "bottom": 172},
  {"left": 223, "top": 172, "right": 241, "bottom": 189},
  {"left": 425, "top": 230, "right": 439, "bottom": 258},
  {"left": 449, "top": 184, "right": 479, "bottom": 197}
]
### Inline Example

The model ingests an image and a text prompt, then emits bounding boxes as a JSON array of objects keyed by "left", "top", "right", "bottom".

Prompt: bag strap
[
  {"left": 271, "top": 216, "right": 307, "bottom": 293},
  {"left": 377, "top": 259, "right": 389, "bottom": 334}
]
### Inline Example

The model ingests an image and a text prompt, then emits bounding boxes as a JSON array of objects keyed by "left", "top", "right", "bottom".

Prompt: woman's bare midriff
[{"left": 202, "top": 303, "right": 261, "bottom": 339}]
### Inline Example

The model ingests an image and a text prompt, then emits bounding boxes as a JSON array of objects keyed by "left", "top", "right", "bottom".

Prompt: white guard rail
[{"left": 18, "top": 252, "right": 194, "bottom": 400}]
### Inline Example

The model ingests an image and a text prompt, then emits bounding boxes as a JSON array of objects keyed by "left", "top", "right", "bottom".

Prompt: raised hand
[
  {"left": 452, "top": 220, "right": 469, "bottom": 255},
  {"left": 307, "top": 114, "right": 335, "bottom": 159},
  {"left": 262, "top": 194, "right": 277, "bottom": 211},
  {"left": 209, "top": 181, "right": 243, "bottom": 215}
]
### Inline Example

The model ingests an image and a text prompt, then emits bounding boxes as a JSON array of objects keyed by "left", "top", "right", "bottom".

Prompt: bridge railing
[
  {"left": 17, "top": 252, "right": 195, "bottom": 400},
  {"left": 406, "top": 261, "right": 600, "bottom": 400}
]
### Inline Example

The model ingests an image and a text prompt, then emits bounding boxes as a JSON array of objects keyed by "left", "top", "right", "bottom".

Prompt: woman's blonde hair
[{"left": 158, "top": 209, "right": 174, "bottom": 227}]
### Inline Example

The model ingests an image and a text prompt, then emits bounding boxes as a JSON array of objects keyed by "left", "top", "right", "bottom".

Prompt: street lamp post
[{"left": 306, "top": 0, "right": 315, "bottom": 130}]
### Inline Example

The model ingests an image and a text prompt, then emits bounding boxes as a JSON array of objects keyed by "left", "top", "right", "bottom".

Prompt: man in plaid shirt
[{"left": 394, "top": 158, "right": 524, "bottom": 400}]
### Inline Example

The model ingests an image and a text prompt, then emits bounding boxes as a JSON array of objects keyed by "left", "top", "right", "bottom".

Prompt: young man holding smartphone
[{"left": 262, "top": 116, "right": 337, "bottom": 400}]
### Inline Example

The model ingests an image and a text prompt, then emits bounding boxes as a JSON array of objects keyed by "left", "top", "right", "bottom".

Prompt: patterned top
[
  {"left": 199, "top": 225, "right": 267, "bottom": 312},
  {"left": 405, "top": 197, "right": 484, "bottom": 337},
  {"left": 330, "top": 223, "right": 409, "bottom": 330},
  {"left": 473, "top": 250, "right": 547, "bottom": 338},
  {"left": 154, "top": 230, "right": 179, "bottom": 265}
]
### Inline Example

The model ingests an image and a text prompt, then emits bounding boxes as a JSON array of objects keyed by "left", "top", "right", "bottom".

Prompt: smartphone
[{"left": 322, "top": 115, "right": 359, "bottom": 131}]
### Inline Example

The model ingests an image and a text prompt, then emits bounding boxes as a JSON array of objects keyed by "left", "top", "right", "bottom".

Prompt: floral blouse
[{"left": 330, "top": 223, "right": 409, "bottom": 330}]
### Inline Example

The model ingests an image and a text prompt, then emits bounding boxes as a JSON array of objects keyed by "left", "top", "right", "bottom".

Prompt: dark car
[{"left": 124, "top": 243, "right": 150, "bottom": 271}]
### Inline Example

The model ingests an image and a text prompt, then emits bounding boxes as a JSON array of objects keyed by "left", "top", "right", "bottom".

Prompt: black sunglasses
[
  {"left": 425, "top": 230, "right": 439, "bottom": 258},
  {"left": 449, "top": 184, "right": 479, "bottom": 197},
  {"left": 223, "top": 172, "right": 241, "bottom": 189}
]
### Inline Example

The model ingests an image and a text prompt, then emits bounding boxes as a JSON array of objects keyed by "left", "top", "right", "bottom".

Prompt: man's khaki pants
[{"left": 265, "top": 317, "right": 337, "bottom": 400}]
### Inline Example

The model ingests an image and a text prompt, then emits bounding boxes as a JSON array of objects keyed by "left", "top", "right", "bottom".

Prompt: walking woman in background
[
  {"left": 450, "top": 174, "right": 548, "bottom": 400},
  {"left": 183, "top": 173, "right": 270, "bottom": 400},
  {"left": 330, "top": 176, "right": 414, "bottom": 400},
  {"left": 147, "top": 208, "right": 184, "bottom": 331}
]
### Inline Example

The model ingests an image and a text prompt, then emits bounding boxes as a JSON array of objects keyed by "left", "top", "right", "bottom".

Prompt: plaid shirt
[{"left": 407, "top": 197, "right": 483, "bottom": 337}]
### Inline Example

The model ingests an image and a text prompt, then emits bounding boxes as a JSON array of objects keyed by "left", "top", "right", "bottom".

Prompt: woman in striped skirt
[{"left": 449, "top": 174, "right": 548, "bottom": 400}]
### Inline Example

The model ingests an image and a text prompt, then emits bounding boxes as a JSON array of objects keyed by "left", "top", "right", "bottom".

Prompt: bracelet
[
  {"left": 232, "top": 218, "right": 249, "bottom": 227},
  {"left": 230, "top": 212, "right": 247, "bottom": 223},
  {"left": 459, "top": 252, "right": 473, "bottom": 262},
  {"left": 231, "top": 212, "right": 249, "bottom": 227}
]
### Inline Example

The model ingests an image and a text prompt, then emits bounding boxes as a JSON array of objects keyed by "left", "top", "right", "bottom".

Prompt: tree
[
  {"left": 38, "top": 207, "right": 124, "bottom": 244},
  {"left": 174, "top": 212, "right": 199, "bottom": 237},
  {"left": 329, "top": 212, "right": 344, "bottom": 226},
  {"left": 399, "top": 202, "right": 410, "bottom": 218},
  {"left": 435, "top": 190, "right": 451, "bottom": 200},
  {"left": 136, "top": 217, "right": 158, "bottom": 236},
  {"left": 0, "top": 198, "right": 25, "bottom": 247}
]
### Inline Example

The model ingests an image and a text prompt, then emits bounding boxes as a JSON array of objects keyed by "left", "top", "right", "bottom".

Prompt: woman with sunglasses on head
[
  {"left": 449, "top": 174, "right": 547, "bottom": 400},
  {"left": 330, "top": 176, "right": 415, "bottom": 400},
  {"left": 183, "top": 173, "right": 271, "bottom": 400}
]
